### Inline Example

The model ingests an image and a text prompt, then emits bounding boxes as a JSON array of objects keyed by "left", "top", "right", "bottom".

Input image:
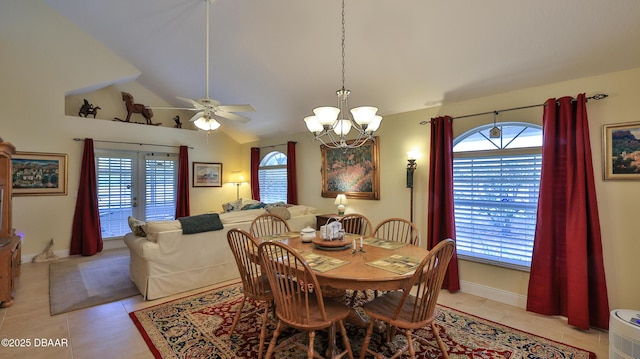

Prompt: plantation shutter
[{"left": 453, "top": 153, "right": 541, "bottom": 269}]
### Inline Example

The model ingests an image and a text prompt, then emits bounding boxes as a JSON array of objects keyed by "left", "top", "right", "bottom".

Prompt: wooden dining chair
[
  {"left": 250, "top": 213, "right": 291, "bottom": 238},
  {"left": 258, "top": 241, "right": 354, "bottom": 359},
  {"left": 373, "top": 217, "right": 421, "bottom": 246},
  {"left": 359, "top": 238, "right": 456, "bottom": 359},
  {"left": 339, "top": 213, "right": 372, "bottom": 236},
  {"left": 226, "top": 228, "right": 274, "bottom": 359}
]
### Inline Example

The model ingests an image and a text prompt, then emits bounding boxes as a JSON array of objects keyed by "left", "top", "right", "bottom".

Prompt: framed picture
[
  {"left": 12, "top": 152, "right": 68, "bottom": 196},
  {"left": 321, "top": 137, "right": 380, "bottom": 200},
  {"left": 603, "top": 121, "right": 640, "bottom": 180},
  {"left": 193, "top": 162, "right": 222, "bottom": 187}
]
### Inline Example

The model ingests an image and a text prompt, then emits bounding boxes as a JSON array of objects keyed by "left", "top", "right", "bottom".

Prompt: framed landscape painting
[
  {"left": 321, "top": 137, "right": 380, "bottom": 200},
  {"left": 12, "top": 152, "right": 68, "bottom": 196},
  {"left": 193, "top": 162, "right": 222, "bottom": 187},
  {"left": 603, "top": 121, "right": 640, "bottom": 180}
]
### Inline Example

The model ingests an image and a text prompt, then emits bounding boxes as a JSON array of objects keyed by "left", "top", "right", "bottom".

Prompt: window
[
  {"left": 258, "top": 151, "right": 287, "bottom": 203},
  {"left": 96, "top": 150, "right": 178, "bottom": 238},
  {"left": 453, "top": 122, "right": 542, "bottom": 270}
]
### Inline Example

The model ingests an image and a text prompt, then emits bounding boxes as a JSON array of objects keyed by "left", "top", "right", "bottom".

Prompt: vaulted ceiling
[{"left": 43, "top": 0, "right": 640, "bottom": 143}]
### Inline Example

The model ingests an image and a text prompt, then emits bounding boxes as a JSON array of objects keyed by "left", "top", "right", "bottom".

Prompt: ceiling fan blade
[
  {"left": 189, "top": 112, "right": 205, "bottom": 122},
  {"left": 217, "top": 104, "right": 256, "bottom": 113},
  {"left": 146, "top": 106, "right": 198, "bottom": 111},
  {"left": 176, "top": 96, "right": 203, "bottom": 108},
  {"left": 214, "top": 111, "right": 251, "bottom": 123}
]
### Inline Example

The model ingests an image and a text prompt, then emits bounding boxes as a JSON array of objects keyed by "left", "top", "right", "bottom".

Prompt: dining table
[{"left": 256, "top": 231, "right": 431, "bottom": 357}]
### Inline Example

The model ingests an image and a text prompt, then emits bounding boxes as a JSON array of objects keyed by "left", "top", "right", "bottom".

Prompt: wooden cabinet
[
  {"left": 0, "top": 138, "right": 19, "bottom": 307},
  {"left": 0, "top": 236, "right": 20, "bottom": 307}
]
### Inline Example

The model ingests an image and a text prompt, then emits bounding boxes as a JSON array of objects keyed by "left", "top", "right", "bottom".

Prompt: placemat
[
  {"left": 258, "top": 232, "right": 300, "bottom": 242},
  {"left": 366, "top": 254, "right": 422, "bottom": 275},
  {"left": 363, "top": 237, "right": 408, "bottom": 249},
  {"left": 302, "top": 253, "right": 350, "bottom": 272}
]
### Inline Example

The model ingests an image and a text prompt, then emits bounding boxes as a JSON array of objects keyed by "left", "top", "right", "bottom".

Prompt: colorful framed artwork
[
  {"left": 321, "top": 137, "right": 380, "bottom": 200},
  {"left": 12, "top": 152, "right": 68, "bottom": 196},
  {"left": 603, "top": 121, "right": 640, "bottom": 180},
  {"left": 193, "top": 162, "right": 223, "bottom": 187}
]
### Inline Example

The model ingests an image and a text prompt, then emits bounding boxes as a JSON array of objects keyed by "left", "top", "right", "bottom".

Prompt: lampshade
[
  {"left": 334, "top": 194, "right": 347, "bottom": 215},
  {"left": 229, "top": 171, "right": 246, "bottom": 183},
  {"left": 334, "top": 194, "right": 348, "bottom": 205}
]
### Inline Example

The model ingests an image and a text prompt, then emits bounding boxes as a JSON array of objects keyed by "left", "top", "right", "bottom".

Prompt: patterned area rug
[{"left": 129, "top": 282, "right": 595, "bottom": 359}]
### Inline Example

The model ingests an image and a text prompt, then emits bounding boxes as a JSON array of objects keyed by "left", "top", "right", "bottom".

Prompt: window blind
[{"left": 453, "top": 154, "right": 541, "bottom": 269}]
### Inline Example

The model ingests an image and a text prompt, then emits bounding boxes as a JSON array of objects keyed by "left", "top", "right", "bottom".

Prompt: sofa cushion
[
  {"left": 219, "top": 208, "right": 267, "bottom": 224},
  {"left": 266, "top": 206, "right": 291, "bottom": 220},
  {"left": 178, "top": 213, "right": 223, "bottom": 234},
  {"left": 288, "top": 205, "right": 317, "bottom": 217},
  {"left": 128, "top": 216, "right": 147, "bottom": 237},
  {"left": 144, "top": 220, "right": 182, "bottom": 242}
]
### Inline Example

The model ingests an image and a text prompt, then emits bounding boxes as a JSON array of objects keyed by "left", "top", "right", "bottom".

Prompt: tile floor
[{"left": 0, "top": 250, "right": 609, "bottom": 358}]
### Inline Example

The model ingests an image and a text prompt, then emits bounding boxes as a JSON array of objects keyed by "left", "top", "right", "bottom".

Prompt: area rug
[
  {"left": 49, "top": 248, "right": 139, "bottom": 315},
  {"left": 129, "top": 282, "right": 595, "bottom": 359}
]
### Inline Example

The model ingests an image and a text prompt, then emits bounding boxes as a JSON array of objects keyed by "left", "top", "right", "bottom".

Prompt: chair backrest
[
  {"left": 339, "top": 213, "right": 372, "bottom": 236},
  {"left": 227, "top": 228, "right": 271, "bottom": 300},
  {"left": 250, "top": 213, "right": 291, "bottom": 238},
  {"left": 392, "top": 238, "right": 455, "bottom": 324},
  {"left": 258, "top": 241, "right": 329, "bottom": 327},
  {"left": 373, "top": 217, "right": 421, "bottom": 246}
]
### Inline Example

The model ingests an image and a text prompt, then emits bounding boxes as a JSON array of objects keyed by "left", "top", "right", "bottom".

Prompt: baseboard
[
  {"left": 22, "top": 238, "right": 127, "bottom": 263},
  {"left": 460, "top": 280, "right": 528, "bottom": 309}
]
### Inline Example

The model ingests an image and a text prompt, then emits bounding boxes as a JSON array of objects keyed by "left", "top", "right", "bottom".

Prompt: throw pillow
[
  {"left": 178, "top": 213, "right": 224, "bottom": 234},
  {"left": 266, "top": 206, "right": 291, "bottom": 220},
  {"left": 128, "top": 216, "right": 147, "bottom": 237}
]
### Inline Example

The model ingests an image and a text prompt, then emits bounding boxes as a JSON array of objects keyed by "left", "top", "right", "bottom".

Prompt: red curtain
[
  {"left": 70, "top": 138, "right": 103, "bottom": 256},
  {"left": 286, "top": 141, "right": 298, "bottom": 204},
  {"left": 175, "top": 145, "right": 190, "bottom": 218},
  {"left": 250, "top": 147, "right": 260, "bottom": 200},
  {"left": 526, "top": 94, "right": 609, "bottom": 330},
  {"left": 427, "top": 116, "right": 460, "bottom": 291}
]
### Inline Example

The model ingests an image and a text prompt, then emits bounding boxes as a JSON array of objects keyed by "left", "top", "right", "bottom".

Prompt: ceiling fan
[{"left": 150, "top": 0, "right": 255, "bottom": 130}]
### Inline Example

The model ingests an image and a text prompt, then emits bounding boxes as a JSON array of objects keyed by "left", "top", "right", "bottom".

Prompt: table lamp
[{"left": 334, "top": 194, "right": 348, "bottom": 215}]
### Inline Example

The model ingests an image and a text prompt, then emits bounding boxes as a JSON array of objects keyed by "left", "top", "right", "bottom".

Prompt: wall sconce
[
  {"left": 406, "top": 150, "right": 421, "bottom": 223},
  {"left": 406, "top": 150, "right": 420, "bottom": 188},
  {"left": 334, "top": 194, "right": 348, "bottom": 215},
  {"left": 229, "top": 171, "right": 247, "bottom": 200}
]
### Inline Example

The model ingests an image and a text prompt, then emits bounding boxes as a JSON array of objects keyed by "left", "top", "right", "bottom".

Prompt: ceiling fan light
[
  {"left": 365, "top": 115, "right": 383, "bottom": 133},
  {"left": 333, "top": 119, "right": 352, "bottom": 136},
  {"left": 304, "top": 116, "right": 323, "bottom": 133},
  {"left": 351, "top": 106, "right": 378, "bottom": 125},
  {"left": 313, "top": 106, "right": 340, "bottom": 126},
  {"left": 194, "top": 116, "right": 221, "bottom": 131}
]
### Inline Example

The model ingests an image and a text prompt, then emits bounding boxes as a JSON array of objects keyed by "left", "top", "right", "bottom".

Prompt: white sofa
[{"left": 124, "top": 206, "right": 317, "bottom": 300}]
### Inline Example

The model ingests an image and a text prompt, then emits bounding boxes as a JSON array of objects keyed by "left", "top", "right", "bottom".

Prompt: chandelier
[{"left": 304, "top": 0, "right": 382, "bottom": 149}]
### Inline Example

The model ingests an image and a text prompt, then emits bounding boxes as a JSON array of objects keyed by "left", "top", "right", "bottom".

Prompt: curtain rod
[
  {"left": 421, "top": 93, "right": 608, "bottom": 123},
  {"left": 258, "top": 143, "right": 287, "bottom": 149},
  {"left": 73, "top": 138, "right": 193, "bottom": 149}
]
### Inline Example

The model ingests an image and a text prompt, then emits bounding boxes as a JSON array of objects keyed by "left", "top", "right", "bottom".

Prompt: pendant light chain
[{"left": 341, "top": 0, "right": 346, "bottom": 91}]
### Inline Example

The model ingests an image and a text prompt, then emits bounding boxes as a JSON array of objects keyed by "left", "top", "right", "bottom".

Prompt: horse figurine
[
  {"left": 78, "top": 99, "right": 101, "bottom": 118},
  {"left": 114, "top": 92, "right": 159, "bottom": 125}
]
